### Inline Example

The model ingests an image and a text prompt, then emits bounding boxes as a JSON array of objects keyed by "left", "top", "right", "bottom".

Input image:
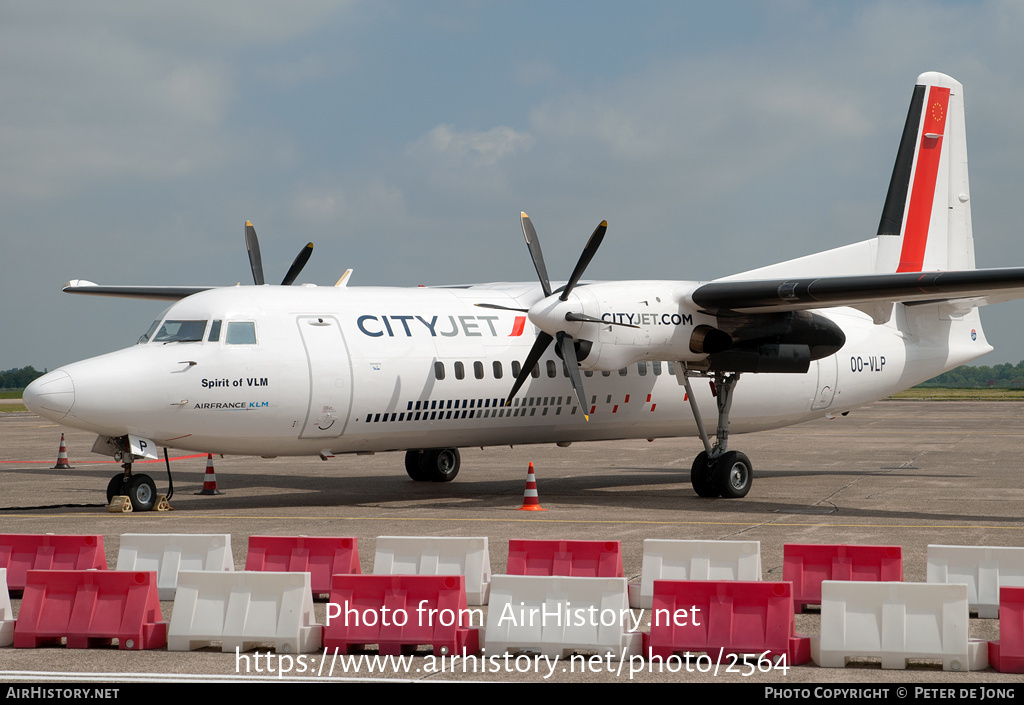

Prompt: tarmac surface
[{"left": 0, "top": 401, "right": 1022, "bottom": 685}]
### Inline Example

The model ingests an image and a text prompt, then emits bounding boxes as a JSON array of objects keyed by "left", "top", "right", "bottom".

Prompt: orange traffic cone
[
  {"left": 518, "top": 462, "right": 546, "bottom": 511},
  {"left": 195, "top": 454, "right": 223, "bottom": 495},
  {"left": 53, "top": 433, "right": 73, "bottom": 469}
]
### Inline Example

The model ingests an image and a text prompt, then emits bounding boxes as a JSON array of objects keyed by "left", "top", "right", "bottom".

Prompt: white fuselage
[{"left": 25, "top": 282, "right": 991, "bottom": 458}]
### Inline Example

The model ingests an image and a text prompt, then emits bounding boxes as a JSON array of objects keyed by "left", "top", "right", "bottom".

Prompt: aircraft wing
[
  {"left": 63, "top": 280, "right": 216, "bottom": 301},
  {"left": 689, "top": 268, "right": 1024, "bottom": 313}
]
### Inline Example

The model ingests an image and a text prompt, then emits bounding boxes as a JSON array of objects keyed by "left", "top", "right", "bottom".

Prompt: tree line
[
  {"left": 0, "top": 366, "right": 45, "bottom": 390},
  {"left": 917, "top": 360, "right": 1024, "bottom": 388}
]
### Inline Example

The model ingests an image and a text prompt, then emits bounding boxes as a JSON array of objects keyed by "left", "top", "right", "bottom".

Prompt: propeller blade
[
  {"left": 281, "top": 242, "right": 314, "bottom": 285},
  {"left": 507, "top": 331, "right": 553, "bottom": 404},
  {"left": 521, "top": 212, "right": 552, "bottom": 298},
  {"left": 557, "top": 332, "right": 589, "bottom": 421},
  {"left": 245, "top": 221, "right": 265, "bottom": 286},
  {"left": 475, "top": 303, "right": 530, "bottom": 312},
  {"left": 564, "top": 311, "right": 640, "bottom": 328},
  {"left": 561, "top": 220, "right": 606, "bottom": 301}
]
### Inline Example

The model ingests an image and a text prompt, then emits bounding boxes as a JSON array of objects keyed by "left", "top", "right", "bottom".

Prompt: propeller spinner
[{"left": 245, "top": 220, "right": 314, "bottom": 286}]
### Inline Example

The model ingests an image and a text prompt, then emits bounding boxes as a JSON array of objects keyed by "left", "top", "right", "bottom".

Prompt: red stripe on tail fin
[{"left": 896, "top": 86, "right": 950, "bottom": 273}]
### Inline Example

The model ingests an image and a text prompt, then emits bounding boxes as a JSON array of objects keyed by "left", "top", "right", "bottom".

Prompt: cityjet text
[{"left": 356, "top": 314, "right": 508, "bottom": 338}]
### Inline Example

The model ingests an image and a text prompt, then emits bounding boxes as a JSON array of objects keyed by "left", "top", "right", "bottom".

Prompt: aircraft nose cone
[{"left": 23, "top": 370, "right": 75, "bottom": 420}]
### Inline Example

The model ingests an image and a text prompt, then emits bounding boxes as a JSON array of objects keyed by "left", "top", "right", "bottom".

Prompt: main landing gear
[
  {"left": 405, "top": 448, "right": 461, "bottom": 483},
  {"left": 106, "top": 463, "right": 158, "bottom": 511},
  {"left": 680, "top": 368, "right": 753, "bottom": 499}
]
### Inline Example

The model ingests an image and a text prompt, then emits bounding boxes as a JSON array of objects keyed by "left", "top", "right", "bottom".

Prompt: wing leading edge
[
  {"left": 63, "top": 280, "right": 216, "bottom": 301},
  {"left": 689, "top": 268, "right": 1024, "bottom": 314}
]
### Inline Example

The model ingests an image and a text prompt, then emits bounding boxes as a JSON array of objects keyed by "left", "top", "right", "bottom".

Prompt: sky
[{"left": 4, "top": 1, "right": 1024, "bottom": 373}]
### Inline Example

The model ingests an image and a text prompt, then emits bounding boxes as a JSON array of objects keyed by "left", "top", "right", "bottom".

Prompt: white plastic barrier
[
  {"left": 167, "top": 570, "right": 322, "bottom": 653},
  {"left": 485, "top": 575, "right": 641, "bottom": 658},
  {"left": 0, "top": 569, "right": 13, "bottom": 646},
  {"left": 927, "top": 544, "right": 1024, "bottom": 618},
  {"left": 116, "top": 533, "right": 234, "bottom": 600},
  {"left": 628, "top": 539, "right": 762, "bottom": 609},
  {"left": 373, "top": 536, "right": 491, "bottom": 605},
  {"left": 811, "top": 581, "right": 988, "bottom": 671}
]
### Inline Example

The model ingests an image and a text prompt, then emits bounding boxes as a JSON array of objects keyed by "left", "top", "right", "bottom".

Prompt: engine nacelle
[{"left": 690, "top": 311, "right": 846, "bottom": 373}]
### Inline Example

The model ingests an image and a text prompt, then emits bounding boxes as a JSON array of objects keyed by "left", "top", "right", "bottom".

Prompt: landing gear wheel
[
  {"left": 405, "top": 450, "right": 429, "bottom": 481},
  {"left": 421, "top": 448, "right": 460, "bottom": 482},
  {"left": 715, "top": 451, "right": 752, "bottom": 499},
  {"left": 126, "top": 474, "right": 157, "bottom": 511},
  {"left": 106, "top": 474, "right": 129, "bottom": 503},
  {"left": 690, "top": 451, "right": 720, "bottom": 498}
]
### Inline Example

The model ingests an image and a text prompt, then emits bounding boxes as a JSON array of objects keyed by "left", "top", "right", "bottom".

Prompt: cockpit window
[
  {"left": 226, "top": 321, "right": 257, "bottom": 345},
  {"left": 153, "top": 320, "right": 207, "bottom": 343},
  {"left": 208, "top": 320, "right": 222, "bottom": 342},
  {"left": 138, "top": 320, "right": 160, "bottom": 345}
]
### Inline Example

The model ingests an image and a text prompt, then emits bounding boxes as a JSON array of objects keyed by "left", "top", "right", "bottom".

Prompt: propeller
[
  {"left": 245, "top": 221, "right": 314, "bottom": 286},
  {"left": 500, "top": 212, "right": 636, "bottom": 421}
]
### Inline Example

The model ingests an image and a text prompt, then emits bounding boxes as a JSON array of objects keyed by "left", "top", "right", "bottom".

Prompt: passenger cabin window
[
  {"left": 226, "top": 321, "right": 257, "bottom": 345},
  {"left": 546, "top": 360, "right": 557, "bottom": 378},
  {"left": 492, "top": 361, "right": 503, "bottom": 379},
  {"left": 454, "top": 361, "right": 465, "bottom": 380},
  {"left": 434, "top": 361, "right": 445, "bottom": 380},
  {"left": 153, "top": 320, "right": 207, "bottom": 343},
  {"left": 474, "top": 361, "right": 484, "bottom": 380}
]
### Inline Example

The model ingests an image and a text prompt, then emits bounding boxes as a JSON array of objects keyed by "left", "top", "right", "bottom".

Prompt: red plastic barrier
[
  {"left": 783, "top": 544, "right": 902, "bottom": 613},
  {"left": 0, "top": 534, "right": 107, "bottom": 592},
  {"left": 325, "top": 574, "right": 480, "bottom": 656},
  {"left": 245, "top": 536, "right": 360, "bottom": 595},
  {"left": 506, "top": 539, "right": 623, "bottom": 577},
  {"left": 642, "top": 580, "right": 811, "bottom": 665},
  {"left": 989, "top": 587, "right": 1024, "bottom": 673},
  {"left": 14, "top": 570, "right": 166, "bottom": 650}
]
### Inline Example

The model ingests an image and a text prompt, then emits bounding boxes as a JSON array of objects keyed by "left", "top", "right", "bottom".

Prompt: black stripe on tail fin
[{"left": 877, "top": 84, "right": 924, "bottom": 237}]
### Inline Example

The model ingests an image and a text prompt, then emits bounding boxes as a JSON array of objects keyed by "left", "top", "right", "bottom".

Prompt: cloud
[
  {"left": 409, "top": 124, "right": 535, "bottom": 167},
  {"left": 0, "top": 3, "right": 357, "bottom": 202}
]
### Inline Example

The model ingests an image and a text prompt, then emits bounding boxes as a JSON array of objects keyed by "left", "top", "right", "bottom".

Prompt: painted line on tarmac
[
  {"left": 0, "top": 454, "right": 207, "bottom": 464},
  {"left": 1, "top": 512, "right": 1022, "bottom": 531}
]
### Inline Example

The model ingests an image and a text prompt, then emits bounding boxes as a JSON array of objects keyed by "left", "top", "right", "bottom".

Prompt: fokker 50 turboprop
[{"left": 23, "top": 72, "right": 1024, "bottom": 511}]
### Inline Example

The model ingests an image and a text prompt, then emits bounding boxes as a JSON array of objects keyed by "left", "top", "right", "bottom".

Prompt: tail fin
[{"left": 875, "top": 72, "right": 975, "bottom": 273}]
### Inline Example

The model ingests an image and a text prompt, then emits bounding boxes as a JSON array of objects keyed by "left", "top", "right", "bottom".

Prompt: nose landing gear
[
  {"left": 105, "top": 439, "right": 173, "bottom": 511},
  {"left": 106, "top": 463, "right": 158, "bottom": 511}
]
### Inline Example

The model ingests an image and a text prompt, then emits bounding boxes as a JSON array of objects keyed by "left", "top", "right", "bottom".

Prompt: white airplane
[{"left": 23, "top": 72, "right": 1024, "bottom": 511}]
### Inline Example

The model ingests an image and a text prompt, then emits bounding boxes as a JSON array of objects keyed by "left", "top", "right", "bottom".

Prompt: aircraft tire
[
  {"left": 405, "top": 450, "right": 429, "bottom": 481},
  {"left": 106, "top": 474, "right": 128, "bottom": 503},
  {"left": 715, "top": 451, "right": 752, "bottom": 499},
  {"left": 690, "top": 452, "right": 720, "bottom": 498},
  {"left": 127, "top": 474, "right": 157, "bottom": 511},
  {"left": 422, "top": 448, "right": 460, "bottom": 482}
]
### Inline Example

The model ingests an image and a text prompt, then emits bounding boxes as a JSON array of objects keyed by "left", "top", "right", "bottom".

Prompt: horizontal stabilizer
[
  {"left": 63, "top": 280, "right": 215, "bottom": 301},
  {"left": 689, "top": 268, "right": 1024, "bottom": 314}
]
